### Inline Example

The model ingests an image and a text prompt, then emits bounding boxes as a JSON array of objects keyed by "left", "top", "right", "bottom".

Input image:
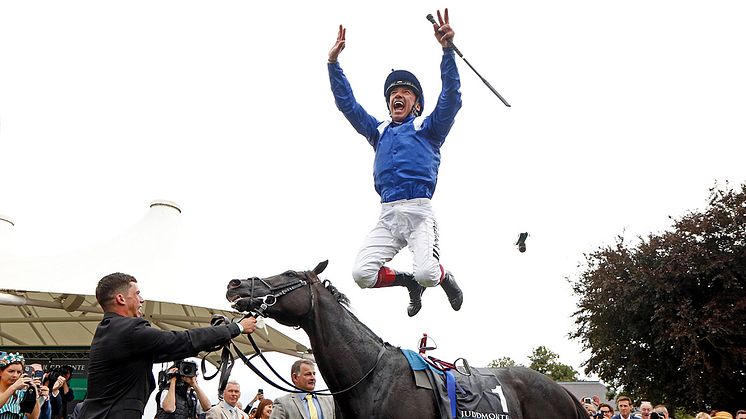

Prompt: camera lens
[{"left": 178, "top": 361, "right": 197, "bottom": 377}]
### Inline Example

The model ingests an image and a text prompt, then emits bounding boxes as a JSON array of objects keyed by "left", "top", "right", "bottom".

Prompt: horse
[{"left": 226, "top": 261, "right": 589, "bottom": 419}]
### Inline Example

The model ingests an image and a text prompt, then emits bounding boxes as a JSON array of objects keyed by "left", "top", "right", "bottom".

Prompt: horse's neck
[{"left": 302, "top": 289, "right": 385, "bottom": 391}]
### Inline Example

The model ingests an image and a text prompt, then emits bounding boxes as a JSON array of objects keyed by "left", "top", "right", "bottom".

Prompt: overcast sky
[{"left": 2, "top": 0, "right": 745, "bottom": 413}]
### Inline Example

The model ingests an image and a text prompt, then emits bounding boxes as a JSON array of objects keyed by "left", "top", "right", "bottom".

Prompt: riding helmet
[{"left": 384, "top": 70, "right": 424, "bottom": 116}]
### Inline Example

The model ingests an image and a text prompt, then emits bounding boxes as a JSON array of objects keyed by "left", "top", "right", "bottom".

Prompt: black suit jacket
[{"left": 79, "top": 312, "right": 240, "bottom": 419}]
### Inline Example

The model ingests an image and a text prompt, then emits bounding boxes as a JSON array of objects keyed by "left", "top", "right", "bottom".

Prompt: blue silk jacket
[{"left": 328, "top": 49, "right": 462, "bottom": 203}]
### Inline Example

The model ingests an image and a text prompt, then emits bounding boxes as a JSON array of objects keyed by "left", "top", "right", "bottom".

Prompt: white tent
[{"left": 0, "top": 201, "right": 310, "bottom": 362}]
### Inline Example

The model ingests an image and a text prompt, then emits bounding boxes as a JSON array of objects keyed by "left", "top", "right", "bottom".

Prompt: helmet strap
[{"left": 412, "top": 102, "right": 422, "bottom": 117}]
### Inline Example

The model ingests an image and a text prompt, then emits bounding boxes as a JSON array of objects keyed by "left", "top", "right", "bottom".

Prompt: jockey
[{"left": 327, "top": 8, "right": 463, "bottom": 317}]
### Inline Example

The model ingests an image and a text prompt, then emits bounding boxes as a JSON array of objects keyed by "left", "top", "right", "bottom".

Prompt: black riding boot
[
  {"left": 440, "top": 271, "right": 463, "bottom": 311},
  {"left": 374, "top": 268, "right": 426, "bottom": 317},
  {"left": 392, "top": 272, "right": 426, "bottom": 317}
]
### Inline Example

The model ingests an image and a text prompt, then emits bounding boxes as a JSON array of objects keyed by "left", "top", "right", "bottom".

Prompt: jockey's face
[
  {"left": 292, "top": 363, "right": 316, "bottom": 391},
  {"left": 389, "top": 86, "right": 420, "bottom": 123}
]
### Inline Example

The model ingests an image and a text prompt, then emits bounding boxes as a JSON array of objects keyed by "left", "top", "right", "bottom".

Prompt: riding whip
[{"left": 426, "top": 14, "right": 511, "bottom": 107}]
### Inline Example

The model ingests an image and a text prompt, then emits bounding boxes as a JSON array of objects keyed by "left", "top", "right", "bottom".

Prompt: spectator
[
  {"left": 243, "top": 390, "right": 265, "bottom": 415},
  {"left": 598, "top": 403, "right": 614, "bottom": 418},
  {"left": 80, "top": 272, "right": 256, "bottom": 418},
  {"left": 270, "top": 360, "right": 335, "bottom": 419},
  {"left": 48, "top": 365, "right": 74, "bottom": 419},
  {"left": 712, "top": 412, "right": 733, "bottom": 419},
  {"left": 652, "top": 405, "right": 668, "bottom": 419},
  {"left": 695, "top": 413, "right": 712, "bottom": 419},
  {"left": 639, "top": 401, "right": 654, "bottom": 419},
  {"left": 611, "top": 396, "right": 634, "bottom": 419},
  {"left": 735, "top": 410, "right": 746, "bottom": 419},
  {"left": 254, "top": 399, "right": 273, "bottom": 419},
  {"left": 155, "top": 361, "right": 211, "bottom": 419},
  {"left": 205, "top": 381, "right": 249, "bottom": 419},
  {"left": 247, "top": 407, "right": 258, "bottom": 419},
  {"left": 28, "top": 364, "right": 51, "bottom": 419},
  {"left": 0, "top": 352, "right": 41, "bottom": 419},
  {"left": 584, "top": 402, "right": 598, "bottom": 417}
]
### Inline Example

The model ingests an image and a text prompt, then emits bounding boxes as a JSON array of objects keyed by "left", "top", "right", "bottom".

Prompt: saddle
[{"left": 401, "top": 334, "right": 512, "bottom": 419}]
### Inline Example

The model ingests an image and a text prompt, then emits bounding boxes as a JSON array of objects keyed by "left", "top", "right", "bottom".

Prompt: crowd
[
  {"left": 0, "top": 355, "right": 76, "bottom": 419},
  {"left": 1, "top": 351, "right": 334, "bottom": 419},
  {"left": 580, "top": 394, "right": 744, "bottom": 419}
]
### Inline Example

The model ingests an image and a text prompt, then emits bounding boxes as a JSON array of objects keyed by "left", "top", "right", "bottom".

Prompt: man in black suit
[{"left": 79, "top": 272, "right": 257, "bottom": 419}]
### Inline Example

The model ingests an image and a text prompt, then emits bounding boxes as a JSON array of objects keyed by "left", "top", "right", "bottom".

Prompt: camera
[
  {"left": 177, "top": 361, "right": 197, "bottom": 377},
  {"left": 158, "top": 360, "right": 198, "bottom": 388},
  {"left": 19, "top": 381, "right": 38, "bottom": 414},
  {"left": 42, "top": 366, "right": 62, "bottom": 388}
]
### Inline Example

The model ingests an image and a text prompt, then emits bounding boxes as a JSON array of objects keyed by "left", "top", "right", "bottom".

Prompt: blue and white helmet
[{"left": 384, "top": 70, "right": 424, "bottom": 116}]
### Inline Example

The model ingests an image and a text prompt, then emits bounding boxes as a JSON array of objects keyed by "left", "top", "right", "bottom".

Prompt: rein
[{"left": 205, "top": 272, "right": 387, "bottom": 397}]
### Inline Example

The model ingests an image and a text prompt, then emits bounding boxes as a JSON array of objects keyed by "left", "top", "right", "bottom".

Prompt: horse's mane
[{"left": 321, "top": 279, "right": 350, "bottom": 308}]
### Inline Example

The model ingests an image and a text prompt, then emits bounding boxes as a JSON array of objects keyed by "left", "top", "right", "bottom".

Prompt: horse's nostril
[{"left": 228, "top": 279, "right": 241, "bottom": 289}]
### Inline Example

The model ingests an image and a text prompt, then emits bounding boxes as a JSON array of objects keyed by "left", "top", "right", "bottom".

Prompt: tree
[
  {"left": 488, "top": 357, "right": 522, "bottom": 368},
  {"left": 571, "top": 183, "right": 746, "bottom": 413},
  {"left": 528, "top": 346, "right": 578, "bottom": 381}
]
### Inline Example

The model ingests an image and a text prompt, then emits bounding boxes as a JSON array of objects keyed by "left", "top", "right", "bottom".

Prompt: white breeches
[{"left": 352, "top": 198, "right": 442, "bottom": 288}]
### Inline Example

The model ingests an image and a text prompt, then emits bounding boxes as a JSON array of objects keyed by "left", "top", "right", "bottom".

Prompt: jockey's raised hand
[
  {"left": 328, "top": 24, "right": 346, "bottom": 63},
  {"left": 432, "top": 8, "right": 454, "bottom": 48}
]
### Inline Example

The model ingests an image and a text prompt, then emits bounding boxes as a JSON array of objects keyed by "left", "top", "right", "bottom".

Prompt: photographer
[
  {"left": 45, "top": 366, "right": 74, "bottom": 419},
  {"left": 0, "top": 352, "right": 42, "bottom": 419},
  {"left": 29, "top": 364, "right": 51, "bottom": 419},
  {"left": 79, "top": 272, "right": 256, "bottom": 419},
  {"left": 155, "top": 360, "right": 211, "bottom": 419}
]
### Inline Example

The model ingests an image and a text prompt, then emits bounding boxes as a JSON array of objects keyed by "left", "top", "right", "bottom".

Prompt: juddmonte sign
[{"left": 460, "top": 413, "right": 511, "bottom": 419}]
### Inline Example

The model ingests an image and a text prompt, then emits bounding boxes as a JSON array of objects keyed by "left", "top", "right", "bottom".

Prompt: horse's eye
[
  {"left": 284, "top": 271, "right": 297, "bottom": 277},
  {"left": 228, "top": 279, "right": 241, "bottom": 288}
]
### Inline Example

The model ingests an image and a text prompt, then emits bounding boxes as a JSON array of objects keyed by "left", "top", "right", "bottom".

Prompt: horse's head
[{"left": 225, "top": 260, "right": 329, "bottom": 326}]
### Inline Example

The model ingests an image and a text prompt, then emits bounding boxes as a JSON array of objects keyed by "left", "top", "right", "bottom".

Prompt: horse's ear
[{"left": 312, "top": 260, "right": 329, "bottom": 276}]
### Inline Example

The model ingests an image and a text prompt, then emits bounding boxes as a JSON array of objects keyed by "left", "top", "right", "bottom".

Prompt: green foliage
[
  {"left": 528, "top": 346, "right": 578, "bottom": 381},
  {"left": 488, "top": 357, "right": 522, "bottom": 368},
  {"left": 571, "top": 183, "right": 746, "bottom": 413}
]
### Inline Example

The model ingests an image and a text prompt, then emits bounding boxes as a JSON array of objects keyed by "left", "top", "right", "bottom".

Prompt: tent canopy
[{"left": 0, "top": 288, "right": 310, "bottom": 365}]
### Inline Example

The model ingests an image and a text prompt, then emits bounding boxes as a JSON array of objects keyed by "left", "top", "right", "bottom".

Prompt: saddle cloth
[{"left": 402, "top": 349, "right": 512, "bottom": 419}]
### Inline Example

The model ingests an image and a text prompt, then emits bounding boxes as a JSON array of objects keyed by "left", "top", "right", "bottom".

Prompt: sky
[{"left": 1, "top": 0, "right": 746, "bottom": 414}]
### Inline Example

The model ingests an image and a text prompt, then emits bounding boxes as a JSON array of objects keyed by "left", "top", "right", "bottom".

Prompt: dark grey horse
[{"left": 226, "top": 261, "right": 588, "bottom": 419}]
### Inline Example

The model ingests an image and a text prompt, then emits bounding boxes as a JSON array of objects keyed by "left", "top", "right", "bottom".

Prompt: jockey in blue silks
[{"left": 327, "top": 8, "right": 463, "bottom": 317}]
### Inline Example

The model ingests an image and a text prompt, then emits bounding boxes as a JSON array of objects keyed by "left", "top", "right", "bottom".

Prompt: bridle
[
  {"left": 206, "top": 271, "right": 386, "bottom": 397},
  {"left": 230, "top": 271, "right": 314, "bottom": 319}
]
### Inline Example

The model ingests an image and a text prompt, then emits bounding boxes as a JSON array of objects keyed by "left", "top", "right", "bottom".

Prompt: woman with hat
[{"left": 0, "top": 352, "right": 41, "bottom": 419}]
